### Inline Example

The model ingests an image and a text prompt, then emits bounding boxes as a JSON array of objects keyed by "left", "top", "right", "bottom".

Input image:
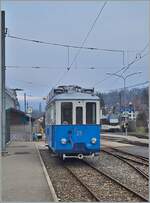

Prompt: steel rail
[
  {"left": 64, "top": 165, "right": 101, "bottom": 202},
  {"left": 111, "top": 154, "right": 149, "bottom": 166},
  {"left": 101, "top": 149, "right": 149, "bottom": 180},
  {"left": 82, "top": 160, "right": 148, "bottom": 202},
  {"left": 107, "top": 147, "right": 149, "bottom": 162}
]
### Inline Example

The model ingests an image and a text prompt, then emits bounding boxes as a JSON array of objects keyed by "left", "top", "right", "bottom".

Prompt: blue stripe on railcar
[{"left": 46, "top": 124, "right": 100, "bottom": 154}]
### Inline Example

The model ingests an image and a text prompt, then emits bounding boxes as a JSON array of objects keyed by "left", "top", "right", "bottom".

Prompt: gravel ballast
[
  {"left": 40, "top": 148, "right": 148, "bottom": 201},
  {"left": 86, "top": 151, "right": 149, "bottom": 200}
]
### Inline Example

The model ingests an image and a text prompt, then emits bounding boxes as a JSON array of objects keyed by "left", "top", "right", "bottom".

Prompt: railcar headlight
[
  {"left": 61, "top": 138, "right": 67, "bottom": 144},
  {"left": 91, "top": 137, "right": 97, "bottom": 144}
]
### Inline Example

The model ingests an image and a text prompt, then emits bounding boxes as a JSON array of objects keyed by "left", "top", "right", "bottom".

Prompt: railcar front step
[{"left": 62, "top": 153, "right": 95, "bottom": 160}]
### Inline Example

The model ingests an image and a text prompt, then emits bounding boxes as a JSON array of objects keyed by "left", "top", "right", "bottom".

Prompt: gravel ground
[
  {"left": 120, "top": 158, "right": 149, "bottom": 176},
  {"left": 66, "top": 161, "right": 142, "bottom": 202},
  {"left": 40, "top": 149, "right": 97, "bottom": 202},
  {"left": 110, "top": 149, "right": 149, "bottom": 163},
  {"left": 86, "top": 151, "right": 149, "bottom": 200},
  {"left": 106, "top": 149, "right": 149, "bottom": 176},
  {"left": 40, "top": 148, "right": 148, "bottom": 202}
]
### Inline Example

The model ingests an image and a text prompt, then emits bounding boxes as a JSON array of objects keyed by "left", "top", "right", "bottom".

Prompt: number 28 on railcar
[{"left": 45, "top": 85, "right": 101, "bottom": 160}]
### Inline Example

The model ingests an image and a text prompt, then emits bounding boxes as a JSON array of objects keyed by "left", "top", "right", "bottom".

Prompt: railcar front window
[
  {"left": 61, "top": 102, "right": 72, "bottom": 124},
  {"left": 86, "top": 102, "right": 96, "bottom": 124},
  {"left": 76, "top": 107, "right": 83, "bottom": 124}
]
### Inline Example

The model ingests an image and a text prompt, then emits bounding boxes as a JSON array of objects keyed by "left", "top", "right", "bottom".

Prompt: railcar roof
[{"left": 49, "top": 92, "right": 99, "bottom": 102}]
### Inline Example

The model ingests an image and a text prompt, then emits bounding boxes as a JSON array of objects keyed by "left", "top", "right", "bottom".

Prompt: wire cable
[
  {"left": 67, "top": 1, "right": 108, "bottom": 71},
  {"left": 120, "top": 50, "right": 149, "bottom": 75},
  {"left": 7, "top": 33, "right": 124, "bottom": 53},
  {"left": 140, "top": 43, "right": 149, "bottom": 54},
  {"left": 93, "top": 50, "right": 149, "bottom": 87},
  {"left": 7, "top": 65, "right": 131, "bottom": 70},
  {"left": 55, "top": 1, "right": 108, "bottom": 86},
  {"left": 103, "top": 81, "right": 149, "bottom": 92}
]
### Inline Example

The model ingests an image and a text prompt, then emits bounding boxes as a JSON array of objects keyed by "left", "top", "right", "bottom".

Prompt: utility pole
[
  {"left": 39, "top": 102, "right": 42, "bottom": 113},
  {"left": 67, "top": 46, "right": 70, "bottom": 70},
  {"left": 1, "top": 11, "right": 6, "bottom": 152},
  {"left": 24, "top": 93, "right": 27, "bottom": 113},
  {"left": 27, "top": 107, "right": 32, "bottom": 142},
  {"left": 106, "top": 72, "right": 142, "bottom": 135},
  {"left": 119, "top": 92, "right": 122, "bottom": 108}
]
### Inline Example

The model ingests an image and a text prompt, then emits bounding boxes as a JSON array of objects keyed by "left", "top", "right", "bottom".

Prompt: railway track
[
  {"left": 40, "top": 148, "right": 148, "bottom": 201},
  {"left": 102, "top": 147, "right": 149, "bottom": 176},
  {"left": 64, "top": 159, "right": 148, "bottom": 202},
  {"left": 101, "top": 149, "right": 149, "bottom": 180},
  {"left": 64, "top": 164, "right": 101, "bottom": 201},
  {"left": 107, "top": 146, "right": 149, "bottom": 162},
  {"left": 82, "top": 160, "right": 148, "bottom": 202},
  {"left": 40, "top": 149, "right": 101, "bottom": 202}
]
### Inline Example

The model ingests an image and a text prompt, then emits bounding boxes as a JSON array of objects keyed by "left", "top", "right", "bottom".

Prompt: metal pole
[
  {"left": 68, "top": 47, "right": 69, "bottom": 67},
  {"left": 125, "top": 126, "right": 127, "bottom": 136},
  {"left": 30, "top": 115, "right": 32, "bottom": 142},
  {"left": 1, "top": 11, "right": 6, "bottom": 152},
  {"left": 123, "top": 78, "right": 126, "bottom": 108},
  {"left": 124, "top": 78, "right": 128, "bottom": 136},
  {"left": 122, "top": 50, "right": 125, "bottom": 65},
  {"left": 24, "top": 93, "right": 26, "bottom": 112}
]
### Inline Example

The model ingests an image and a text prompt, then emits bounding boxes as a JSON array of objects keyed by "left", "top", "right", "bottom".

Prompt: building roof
[
  {"left": 5, "top": 88, "right": 20, "bottom": 109},
  {"left": 7, "top": 108, "right": 35, "bottom": 122}
]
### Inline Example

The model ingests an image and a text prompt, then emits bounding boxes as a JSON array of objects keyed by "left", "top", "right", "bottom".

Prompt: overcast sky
[{"left": 2, "top": 0, "right": 149, "bottom": 110}]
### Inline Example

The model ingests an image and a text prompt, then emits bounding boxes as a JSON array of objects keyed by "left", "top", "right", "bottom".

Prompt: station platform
[
  {"left": 101, "top": 133, "right": 149, "bottom": 146},
  {"left": 101, "top": 133, "right": 149, "bottom": 158},
  {"left": 2, "top": 141, "right": 56, "bottom": 202}
]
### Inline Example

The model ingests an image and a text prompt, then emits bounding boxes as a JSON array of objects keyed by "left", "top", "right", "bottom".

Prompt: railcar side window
[
  {"left": 86, "top": 102, "right": 96, "bottom": 124},
  {"left": 61, "top": 102, "right": 72, "bottom": 124},
  {"left": 76, "top": 107, "right": 83, "bottom": 124}
]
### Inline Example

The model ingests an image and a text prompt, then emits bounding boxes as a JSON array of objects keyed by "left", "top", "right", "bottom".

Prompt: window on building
[
  {"left": 86, "top": 102, "right": 96, "bottom": 124},
  {"left": 76, "top": 107, "right": 83, "bottom": 124},
  {"left": 61, "top": 102, "right": 72, "bottom": 124}
]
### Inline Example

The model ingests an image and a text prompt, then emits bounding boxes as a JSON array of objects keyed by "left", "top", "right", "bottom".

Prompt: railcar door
[{"left": 73, "top": 101, "right": 85, "bottom": 125}]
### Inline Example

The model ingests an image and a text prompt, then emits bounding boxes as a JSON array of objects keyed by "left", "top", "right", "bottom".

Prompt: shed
[{"left": 6, "top": 108, "right": 34, "bottom": 142}]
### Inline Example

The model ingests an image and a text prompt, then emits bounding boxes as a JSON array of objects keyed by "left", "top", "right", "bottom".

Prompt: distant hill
[{"left": 100, "top": 87, "right": 148, "bottom": 109}]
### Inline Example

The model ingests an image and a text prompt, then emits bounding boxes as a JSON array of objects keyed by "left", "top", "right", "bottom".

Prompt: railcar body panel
[
  {"left": 46, "top": 124, "right": 100, "bottom": 154},
  {"left": 45, "top": 85, "right": 101, "bottom": 158}
]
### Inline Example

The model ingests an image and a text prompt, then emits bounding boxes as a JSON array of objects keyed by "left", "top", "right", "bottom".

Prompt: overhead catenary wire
[
  {"left": 7, "top": 33, "right": 124, "bottom": 53},
  {"left": 6, "top": 12, "right": 149, "bottom": 90},
  {"left": 7, "top": 65, "right": 147, "bottom": 70},
  {"left": 93, "top": 50, "right": 149, "bottom": 87},
  {"left": 120, "top": 47, "right": 149, "bottom": 75},
  {"left": 67, "top": 1, "right": 108, "bottom": 71},
  {"left": 102, "top": 81, "right": 149, "bottom": 92},
  {"left": 54, "top": 1, "right": 108, "bottom": 86},
  {"left": 126, "top": 81, "right": 149, "bottom": 89},
  {"left": 6, "top": 49, "right": 149, "bottom": 90},
  {"left": 14, "top": 79, "right": 50, "bottom": 87},
  {"left": 139, "top": 43, "right": 149, "bottom": 54}
]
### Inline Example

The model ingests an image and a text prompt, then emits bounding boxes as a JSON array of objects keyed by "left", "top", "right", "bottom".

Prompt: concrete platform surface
[
  {"left": 101, "top": 140, "right": 149, "bottom": 158},
  {"left": 2, "top": 141, "right": 54, "bottom": 202},
  {"left": 101, "top": 133, "right": 149, "bottom": 145}
]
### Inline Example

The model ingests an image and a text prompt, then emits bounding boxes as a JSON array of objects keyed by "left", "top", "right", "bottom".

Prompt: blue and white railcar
[{"left": 45, "top": 85, "right": 101, "bottom": 159}]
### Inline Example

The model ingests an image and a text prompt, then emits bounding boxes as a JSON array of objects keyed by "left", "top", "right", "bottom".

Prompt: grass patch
[{"left": 128, "top": 127, "right": 149, "bottom": 139}]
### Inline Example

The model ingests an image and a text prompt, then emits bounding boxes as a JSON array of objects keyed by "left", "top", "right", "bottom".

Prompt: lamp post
[
  {"left": 106, "top": 71, "right": 142, "bottom": 135},
  {"left": 107, "top": 72, "right": 142, "bottom": 107}
]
